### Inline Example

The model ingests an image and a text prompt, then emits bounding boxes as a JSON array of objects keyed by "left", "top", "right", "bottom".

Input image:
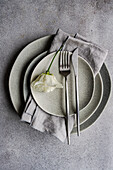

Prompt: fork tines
[{"left": 60, "top": 51, "right": 71, "bottom": 72}]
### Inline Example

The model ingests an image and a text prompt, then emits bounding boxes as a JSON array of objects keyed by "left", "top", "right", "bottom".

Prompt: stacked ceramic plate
[{"left": 9, "top": 35, "right": 111, "bottom": 133}]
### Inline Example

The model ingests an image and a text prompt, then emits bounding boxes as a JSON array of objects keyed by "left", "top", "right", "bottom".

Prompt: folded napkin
[
  {"left": 49, "top": 29, "right": 108, "bottom": 75},
  {"left": 21, "top": 29, "right": 108, "bottom": 142},
  {"left": 21, "top": 95, "right": 74, "bottom": 142}
]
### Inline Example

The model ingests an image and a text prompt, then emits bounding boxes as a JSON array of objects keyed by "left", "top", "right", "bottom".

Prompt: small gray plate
[{"left": 30, "top": 51, "right": 95, "bottom": 117}]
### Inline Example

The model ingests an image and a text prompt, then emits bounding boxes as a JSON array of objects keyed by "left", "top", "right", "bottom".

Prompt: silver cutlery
[
  {"left": 72, "top": 48, "right": 80, "bottom": 136},
  {"left": 59, "top": 51, "right": 71, "bottom": 145}
]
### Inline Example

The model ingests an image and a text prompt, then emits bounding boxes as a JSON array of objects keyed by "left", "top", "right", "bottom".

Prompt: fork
[{"left": 59, "top": 51, "right": 71, "bottom": 145}]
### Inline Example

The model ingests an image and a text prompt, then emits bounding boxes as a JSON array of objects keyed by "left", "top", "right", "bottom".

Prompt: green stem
[{"left": 46, "top": 44, "right": 64, "bottom": 73}]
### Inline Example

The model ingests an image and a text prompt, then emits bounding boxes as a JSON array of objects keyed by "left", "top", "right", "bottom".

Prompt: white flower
[{"left": 31, "top": 73, "right": 63, "bottom": 93}]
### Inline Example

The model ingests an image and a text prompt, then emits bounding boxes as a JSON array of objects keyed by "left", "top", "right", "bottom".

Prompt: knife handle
[{"left": 75, "top": 75, "right": 80, "bottom": 136}]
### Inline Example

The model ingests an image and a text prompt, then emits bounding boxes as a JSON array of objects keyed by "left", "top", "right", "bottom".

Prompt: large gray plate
[{"left": 9, "top": 35, "right": 111, "bottom": 131}]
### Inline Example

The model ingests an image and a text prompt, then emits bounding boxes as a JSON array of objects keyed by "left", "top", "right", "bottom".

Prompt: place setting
[{"left": 9, "top": 29, "right": 111, "bottom": 144}]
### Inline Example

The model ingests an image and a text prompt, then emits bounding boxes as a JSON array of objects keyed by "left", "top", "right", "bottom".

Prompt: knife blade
[{"left": 71, "top": 48, "right": 80, "bottom": 136}]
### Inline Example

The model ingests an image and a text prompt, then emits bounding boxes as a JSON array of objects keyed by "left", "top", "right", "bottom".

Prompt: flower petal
[{"left": 31, "top": 73, "right": 63, "bottom": 93}]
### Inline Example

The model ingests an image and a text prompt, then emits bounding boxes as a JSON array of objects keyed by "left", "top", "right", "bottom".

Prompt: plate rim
[
  {"left": 72, "top": 63, "right": 111, "bottom": 133},
  {"left": 23, "top": 51, "right": 48, "bottom": 101},
  {"left": 9, "top": 35, "right": 53, "bottom": 113}
]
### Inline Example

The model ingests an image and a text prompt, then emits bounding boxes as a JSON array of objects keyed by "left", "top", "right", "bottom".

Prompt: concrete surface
[{"left": 0, "top": 0, "right": 113, "bottom": 170}]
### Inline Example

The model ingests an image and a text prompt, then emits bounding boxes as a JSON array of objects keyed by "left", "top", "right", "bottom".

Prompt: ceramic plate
[
  {"left": 23, "top": 51, "right": 103, "bottom": 124},
  {"left": 9, "top": 35, "right": 111, "bottom": 131},
  {"left": 30, "top": 51, "right": 94, "bottom": 117}
]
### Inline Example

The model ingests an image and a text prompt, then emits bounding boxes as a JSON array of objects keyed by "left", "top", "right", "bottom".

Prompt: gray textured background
[{"left": 0, "top": 0, "right": 113, "bottom": 170}]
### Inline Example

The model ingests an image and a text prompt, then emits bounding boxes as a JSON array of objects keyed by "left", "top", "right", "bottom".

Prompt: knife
[{"left": 71, "top": 48, "right": 80, "bottom": 136}]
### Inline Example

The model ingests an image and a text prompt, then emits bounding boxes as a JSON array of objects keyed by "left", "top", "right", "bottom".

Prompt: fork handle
[{"left": 65, "top": 76, "right": 70, "bottom": 145}]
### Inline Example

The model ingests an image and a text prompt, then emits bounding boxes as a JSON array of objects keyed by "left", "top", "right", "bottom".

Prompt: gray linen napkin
[
  {"left": 21, "top": 95, "right": 74, "bottom": 142},
  {"left": 49, "top": 29, "right": 108, "bottom": 75},
  {"left": 21, "top": 29, "right": 108, "bottom": 142}
]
